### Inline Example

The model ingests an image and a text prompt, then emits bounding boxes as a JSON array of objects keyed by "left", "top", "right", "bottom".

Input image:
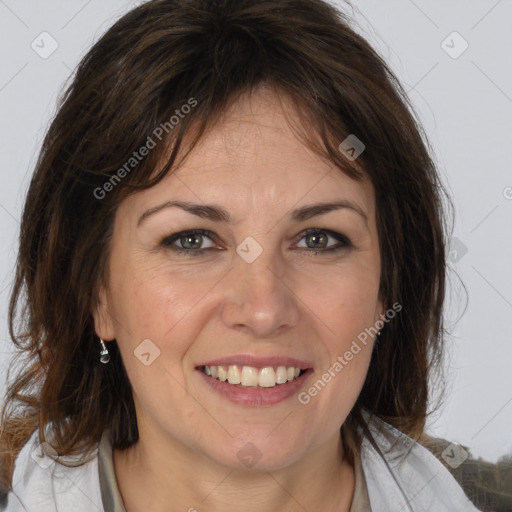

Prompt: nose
[{"left": 220, "top": 243, "right": 301, "bottom": 339}]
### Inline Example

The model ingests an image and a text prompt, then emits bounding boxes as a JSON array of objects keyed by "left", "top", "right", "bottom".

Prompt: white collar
[{"left": 359, "top": 410, "right": 481, "bottom": 511}]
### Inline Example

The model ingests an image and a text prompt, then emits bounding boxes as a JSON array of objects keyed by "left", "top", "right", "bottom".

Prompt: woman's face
[{"left": 94, "top": 87, "right": 385, "bottom": 471}]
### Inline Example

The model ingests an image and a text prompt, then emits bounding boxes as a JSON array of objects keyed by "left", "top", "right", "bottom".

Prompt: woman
[{"left": 0, "top": 0, "right": 496, "bottom": 510}]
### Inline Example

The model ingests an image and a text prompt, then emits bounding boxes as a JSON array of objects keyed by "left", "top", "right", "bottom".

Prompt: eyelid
[
  {"left": 161, "top": 229, "right": 218, "bottom": 248},
  {"left": 161, "top": 227, "right": 352, "bottom": 255},
  {"left": 294, "top": 228, "right": 351, "bottom": 250}
]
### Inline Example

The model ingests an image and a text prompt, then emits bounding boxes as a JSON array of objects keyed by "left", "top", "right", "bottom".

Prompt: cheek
[
  {"left": 310, "top": 266, "right": 380, "bottom": 339},
  {"left": 305, "top": 266, "right": 379, "bottom": 401},
  {"left": 107, "top": 253, "right": 219, "bottom": 388},
  {"left": 109, "top": 251, "right": 193, "bottom": 336},
  {"left": 108, "top": 268, "right": 194, "bottom": 408}
]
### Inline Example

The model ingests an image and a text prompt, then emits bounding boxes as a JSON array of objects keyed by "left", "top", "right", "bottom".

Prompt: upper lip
[{"left": 197, "top": 355, "right": 312, "bottom": 369}]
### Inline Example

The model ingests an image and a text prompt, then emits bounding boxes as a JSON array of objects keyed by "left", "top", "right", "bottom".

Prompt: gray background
[{"left": 0, "top": 0, "right": 511, "bottom": 463}]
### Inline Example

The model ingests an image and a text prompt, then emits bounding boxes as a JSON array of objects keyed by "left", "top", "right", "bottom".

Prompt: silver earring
[{"left": 99, "top": 338, "right": 110, "bottom": 364}]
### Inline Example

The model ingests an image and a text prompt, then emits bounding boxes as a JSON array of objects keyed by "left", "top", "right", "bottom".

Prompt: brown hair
[{"left": 0, "top": 0, "right": 450, "bottom": 495}]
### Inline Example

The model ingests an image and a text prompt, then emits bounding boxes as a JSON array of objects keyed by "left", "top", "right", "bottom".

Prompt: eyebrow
[{"left": 137, "top": 199, "right": 368, "bottom": 227}]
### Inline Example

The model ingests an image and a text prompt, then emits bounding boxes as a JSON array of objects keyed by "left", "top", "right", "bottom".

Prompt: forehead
[{"left": 120, "top": 87, "right": 375, "bottom": 223}]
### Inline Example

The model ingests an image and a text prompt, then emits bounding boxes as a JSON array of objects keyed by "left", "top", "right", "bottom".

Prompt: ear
[{"left": 92, "top": 285, "right": 116, "bottom": 341}]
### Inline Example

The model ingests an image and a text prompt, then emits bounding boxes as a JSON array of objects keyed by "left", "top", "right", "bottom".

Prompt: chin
[{"left": 202, "top": 432, "right": 311, "bottom": 472}]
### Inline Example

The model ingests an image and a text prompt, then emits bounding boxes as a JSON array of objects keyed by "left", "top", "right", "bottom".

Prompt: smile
[
  {"left": 196, "top": 361, "right": 313, "bottom": 406},
  {"left": 201, "top": 364, "right": 307, "bottom": 388}
]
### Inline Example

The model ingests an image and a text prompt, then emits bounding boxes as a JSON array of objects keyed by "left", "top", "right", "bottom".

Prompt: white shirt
[{"left": 3, "top": 411, "right": 482, "bottom": 511}]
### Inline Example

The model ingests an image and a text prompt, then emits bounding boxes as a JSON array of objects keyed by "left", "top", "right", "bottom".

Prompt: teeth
[
  {"left": 218, "top": 366, "right": 228, "bottom": 382},
  {"left": 275, "top": 366, "right": 288, "bottom": 384},
  {"left": 227, "top": 365, "right": 241, "bottom": 384},
  {"left": 202, "top": 365, "right": 304, "bottom": 388},
  {"left": 241, "top": 366, "right": 259, "bottom": 387},
  {"left": 259, "top": 367, "right": 276, "bottom": 387}
]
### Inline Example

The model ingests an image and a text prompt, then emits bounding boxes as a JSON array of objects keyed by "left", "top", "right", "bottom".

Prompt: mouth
[
  {"left": 199, "top": 364, "right": 308, "bottom": 388},
  {"left": 195, "top": 358, "right": 313, "bottom": 406}
]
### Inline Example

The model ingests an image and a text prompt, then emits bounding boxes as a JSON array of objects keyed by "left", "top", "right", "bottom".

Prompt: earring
[{"left": 99, "top": 338, "right": 110, "bottom": 364}]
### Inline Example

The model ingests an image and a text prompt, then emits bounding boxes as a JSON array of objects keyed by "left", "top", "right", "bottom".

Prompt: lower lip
[{"left": 197, "top": 369, "right": 313, "bottom": 406}]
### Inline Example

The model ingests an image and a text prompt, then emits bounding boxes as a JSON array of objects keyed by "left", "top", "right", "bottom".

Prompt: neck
[{"left": 113, "top": 429, "right": 355, "bottom": 512}]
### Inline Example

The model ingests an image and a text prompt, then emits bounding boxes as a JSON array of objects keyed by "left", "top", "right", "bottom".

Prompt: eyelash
[{"left": 160, "top": 228, "right": 352, "bottom": 256}]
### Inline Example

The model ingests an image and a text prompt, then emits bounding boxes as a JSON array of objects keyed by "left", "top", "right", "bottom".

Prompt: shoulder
[
  {"left": 358, "top": 411, "right": 484, "bottom": 512},
  {"left": 4, "top": 428, "right": 103, "bottom": 512},
  {"left": 420, "top": 434, "right": 512, "bottom": 512}
]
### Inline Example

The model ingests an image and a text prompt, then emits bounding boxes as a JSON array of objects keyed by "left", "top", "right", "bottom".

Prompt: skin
[{"left": 94, "top": 86, "right": 385, "bottom": 512}]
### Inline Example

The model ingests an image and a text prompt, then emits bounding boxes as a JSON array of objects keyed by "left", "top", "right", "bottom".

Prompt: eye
[
  {"left": 160, "top": 228, "right": 352, "bottom": 256},
  {"left": 161, "top": 229, "right": 218, "bottom": 256},
  {"left": 295, "top": 228, "right": 351, "bottom": 255}
]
